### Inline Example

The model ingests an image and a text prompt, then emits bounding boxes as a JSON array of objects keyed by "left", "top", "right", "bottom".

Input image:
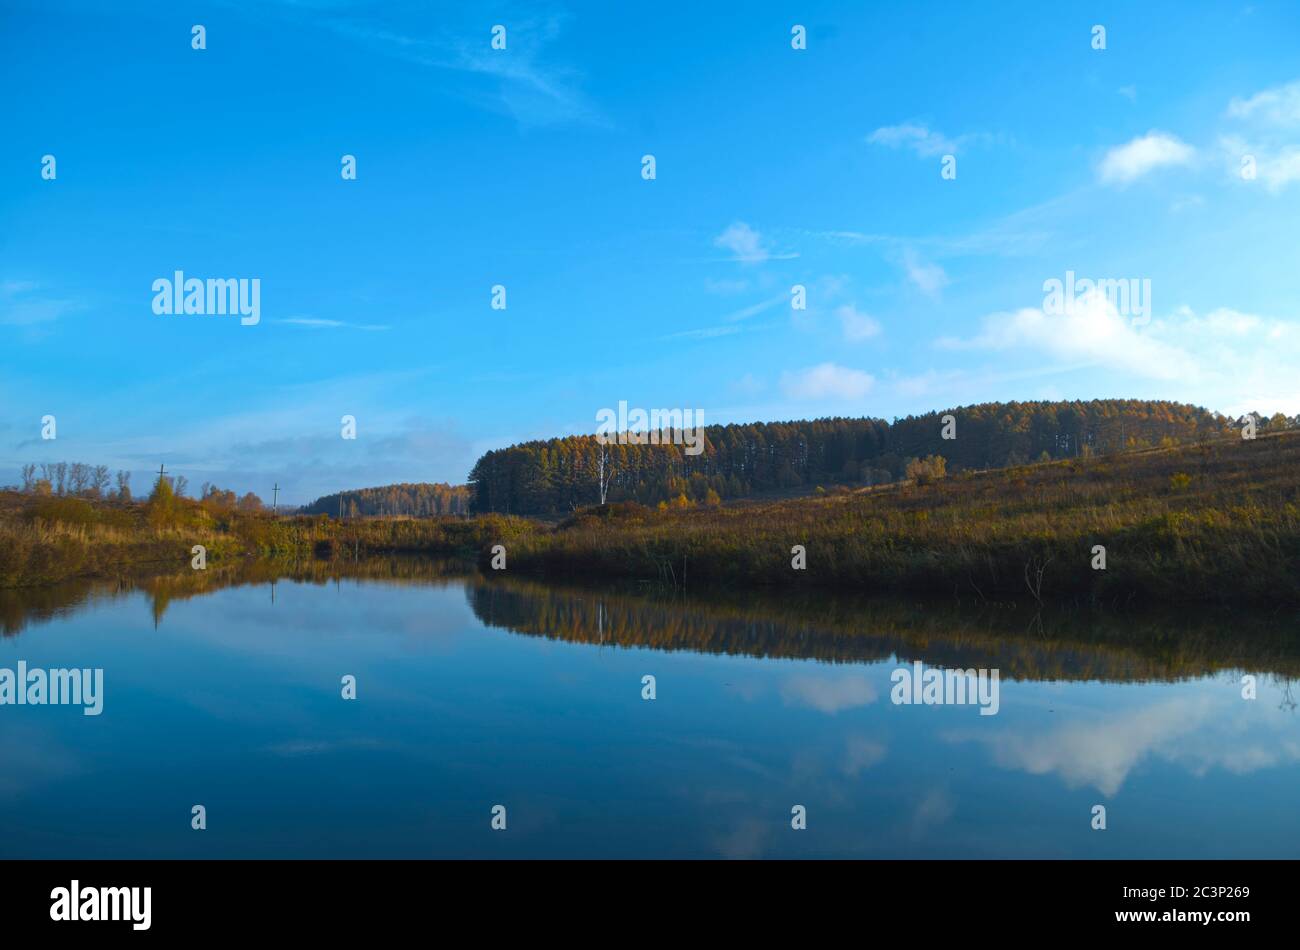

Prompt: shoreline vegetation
[
  {"left": 5, "top": 560, "right": 1300, "bottom": 685},
  {"left": 2, "top": 426, "right": 1298, "bottom": 606}
]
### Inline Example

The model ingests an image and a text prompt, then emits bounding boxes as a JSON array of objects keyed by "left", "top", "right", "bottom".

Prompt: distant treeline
[
  {"left": 18, "top": 462, "right": 134, "bottom": 500},
  {"left": 13, "top": 462, "right": 253, "bottom": 508},
  {"left": 299, "top": 482, "right": 470, "bottom": 518},
  {"left": 467, "top": 399, "right": 1287, "bottom": 515}
]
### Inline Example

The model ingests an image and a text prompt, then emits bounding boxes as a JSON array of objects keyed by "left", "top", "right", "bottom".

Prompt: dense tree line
[
  {"left": 299, "top": 482, "right": 470, "bottom": 518},
  {"left": 468, "top": 400, "right": 1288, "bottom": 515}
]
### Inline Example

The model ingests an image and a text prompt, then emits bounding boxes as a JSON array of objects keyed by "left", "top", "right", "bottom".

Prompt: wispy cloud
[
  {"left": 659, "top": 324, "right": 742, "bottom": 342},
  {"left": 704, "top": 277, "right": 750, "bottom": 295},
  {"left": 868, "top": 122, "right": 958, "bottom": 158},
  {"left": 901, "top": 248, "right": 949, "bottom": 299},
  {"left": 798, "top": 191, "right": 1071, "bottom": 259},
  {"left": 780, "top": 362, "right": 875, "bottom": 401},
  {"left": 714, "top": 222, "right": 768, "bottom": 262},
  {"left": 780, "top": 674, "right": 877, "bottom": 714},
  {"left": 725, "top": 294, "right": 787, "bottom": 323},
  {"left": 836, "top": 304, "right": 882, "bottom": 342},
  {"left": 842, "top": 736, "right": 887, "bottom": 776},
  {"left": 1228, "top": 79, "right": 1300, "bottom": 126},
  {"left": 0, "top": 281, "right": 82, "bottom": 327},
  {"left": 277, "top": 317, "right": 390, "bottom": 331},
  {"left": 1221, "top": 79, "right": 1300, "bottom": 192},
  {"left": 262, "top": 4, "right": 602, "bottom": 128},
  {"left": 659, "top": 293, "right": 785, "bottom": 342},
  {"left": 712, "top": 222, "right": 797, "bottom": 264}
]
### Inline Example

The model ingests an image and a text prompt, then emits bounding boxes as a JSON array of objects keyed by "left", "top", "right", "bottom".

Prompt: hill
[
  {"left": 467, "top": 399, "right": 1256, "bottom": 516},
  {"left": 490, "top": 428, "right": 1300, "bottom": 605}
]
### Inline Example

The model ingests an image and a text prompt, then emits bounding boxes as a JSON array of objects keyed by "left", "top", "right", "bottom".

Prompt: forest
[
  {"left": 298, "top": 482, "right": 470, "bottom": 518},
  {"left": 467, "top": 399, "right": 1286, "bottom": 515}
]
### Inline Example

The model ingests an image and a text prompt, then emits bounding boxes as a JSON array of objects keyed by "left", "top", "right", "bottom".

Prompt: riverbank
[
  {"left": 493, "top": 431, "right": 1300, "bottom": 606},
  {"left": 0, "top": 491, "right": 532, "bottom": 589},
  {"left": 5, "top": 431, "right": 1298, "bottom": 605}
]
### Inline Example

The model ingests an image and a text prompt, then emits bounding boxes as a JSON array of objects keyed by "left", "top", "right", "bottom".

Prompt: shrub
[
  {"left": 905, "top": 455, "right": 948, "bottom": 486},
  {"left": 28, "top": 497, "right": 97, "bottom": 527}
]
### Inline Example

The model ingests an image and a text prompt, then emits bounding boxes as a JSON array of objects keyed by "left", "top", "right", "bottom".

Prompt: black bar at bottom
[{"left": 0, "top": 859, "right": 1281, "bottom": 936}]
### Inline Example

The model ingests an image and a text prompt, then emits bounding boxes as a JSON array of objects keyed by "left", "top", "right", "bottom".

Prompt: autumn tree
[
  {"left": 905, "top": 455, "right": 947, "bottom": 485},
  {"left": 146, "top": 474, "right": 177, "bottom": 527}
]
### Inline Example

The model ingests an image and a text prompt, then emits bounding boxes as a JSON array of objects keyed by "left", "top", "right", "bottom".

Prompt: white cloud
[
  {"left": 958, "top": 698, "right": 1211, "bottom": 796},
  {"left": 780, "top": 674, "right": 877, "bottom": 714},
  {"left": 837, "top": 304, "right": 882, "bottom": 342},
  {"left": 1228, "top": 79, "right": 1300, "bottom": 126},
  {"left": 780, "top": 363, "right": 875, "bottom": 401},
  {"left": 714, "top": 222, "right": 770, "bottom": 263},
  {"left": 941, "top": 292, "right": 1195, "bottom": 381},
  {"left": 939, "top": 296, "right": 1300, "bottom": 417},
  {"left": 1258, "top": 147, "right": 1300, "bottom": 191},
  {"left": 949, "top": 694, "right": 1300, "bottom": 797},
  {"left": 902, "top": 248, "right": 950, "bottom": 299},
  {"left": 868, "top": 122, "right": 957, "bottom": 158},
  {"left": 1226, "top": 138, "right": 1300, "bottom": 192},
  {"left": 1221, "top": 83, "right": 1300, "bottom": 192},
  {"left": 1097, "top": 131, "right": 1195, "bottom": 185}
]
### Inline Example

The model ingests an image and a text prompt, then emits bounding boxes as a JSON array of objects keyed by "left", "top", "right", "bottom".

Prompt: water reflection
[
  {"left": 9, "top": 558, "right": 1297, "bottom": 683},
  {"left": 1, "top": 559, "right": 1298, "bottom": 858}
]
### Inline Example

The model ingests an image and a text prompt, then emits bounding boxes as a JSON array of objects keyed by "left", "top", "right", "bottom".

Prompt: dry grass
[{"left": 494, "top": 432, "right": 1300, "bottom": 605}]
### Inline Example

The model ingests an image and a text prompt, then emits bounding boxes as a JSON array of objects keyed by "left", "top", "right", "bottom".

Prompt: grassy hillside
[
  {"left": 468, "top": 398, "right": 1242, "bottom": 515},
  {"left": 492, "top": 431, "right": 1300, "bottom": 605},
  {"left": 5, "top": 430, "right": 1298, "bottom": 605}
]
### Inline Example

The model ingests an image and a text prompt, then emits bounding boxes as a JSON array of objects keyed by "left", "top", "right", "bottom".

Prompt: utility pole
[
  {"left": 156, "top": 463, "right": 167, "bottom": 489},
  {"left": 272, "top": 482, "right": 280, "bottom": 514}
]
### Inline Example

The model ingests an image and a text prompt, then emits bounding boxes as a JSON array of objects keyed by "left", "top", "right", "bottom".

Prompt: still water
[{"left": 1, "top": 561, "right": 1298, "bottom": 858}]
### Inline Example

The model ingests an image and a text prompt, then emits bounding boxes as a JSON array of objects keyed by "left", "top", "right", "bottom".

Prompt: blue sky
[{"left": 3, "top": 0, "right": 1300, "bottom": 503}]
